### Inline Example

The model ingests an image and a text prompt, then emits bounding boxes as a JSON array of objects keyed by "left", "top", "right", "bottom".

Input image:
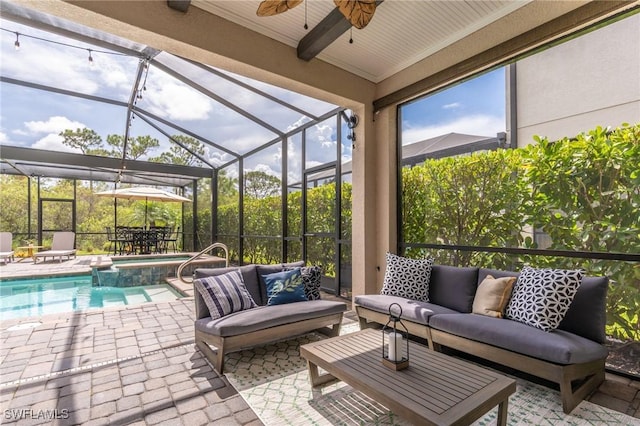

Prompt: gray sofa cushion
[
  {"left": 195, "top": 300, "right": 346, "bottom": 337},
  {"left": 478, "top": 268, "right": 519, "bottom": 284},
  {"left": 355, "top": 294, "right": 458, "bottom": 325},
  {"left": 429, "top": 313, "right": 609, "bottom": 364},
  {"left": 429, "top": 265, "right": 479, "bottom": 313},
  {"left": 196, "top": 265, "right": 262, "bottom": 306},
  {"left": 558, "top": 276, "right": 608, "bottom": 343}
]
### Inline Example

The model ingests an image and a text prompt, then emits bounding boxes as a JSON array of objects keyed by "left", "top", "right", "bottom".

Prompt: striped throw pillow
[{"left": 194, "top": 270, "right": 257, "bottom": 319}]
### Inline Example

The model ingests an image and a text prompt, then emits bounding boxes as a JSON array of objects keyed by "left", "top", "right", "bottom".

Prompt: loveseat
[
  {"left": 355, "top": 258, "right": 609, "bottom": 414},
  {"left": 193, "top": 261, "right": 347, "bottom": 373}
]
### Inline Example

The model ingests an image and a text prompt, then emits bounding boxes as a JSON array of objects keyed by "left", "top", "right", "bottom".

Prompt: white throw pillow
[
  {"left": 505, "top": 266, "right": 583, "bottom": 331},
  {"left": 194, "top": 270, "right": 257, "bottom": 319},
  {"left": 380, "top": 252, "right": 434, "bottom": 302}
]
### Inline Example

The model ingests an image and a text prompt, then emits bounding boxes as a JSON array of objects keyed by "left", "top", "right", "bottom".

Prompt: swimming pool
[
  {"left": 0, "top": 275, "right": 182, "bottom": 321},
  {"left": 95, "top": 254, "right": 225, "bottom": 288}
]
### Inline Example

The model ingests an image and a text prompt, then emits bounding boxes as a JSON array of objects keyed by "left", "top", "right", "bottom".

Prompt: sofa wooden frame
[
  {"left": 196, "top": 313, "right": 344, "bottom": 374},
  {"left": 356, "top": 305, "right": 606, "bottom": 414}
]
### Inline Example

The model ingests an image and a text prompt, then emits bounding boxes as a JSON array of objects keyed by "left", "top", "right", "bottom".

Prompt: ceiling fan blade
[
  {"left": 257, "top": 0, "right": 303, "bottom": 17},
  {"left": 333, "top": 0, "right": 377, "bottom": 29}
]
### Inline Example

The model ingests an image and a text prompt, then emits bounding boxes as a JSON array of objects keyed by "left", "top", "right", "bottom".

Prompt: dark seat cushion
[
  {"left": 195, "top": 300, "right": 346, "bottom": 337},
  {"left": 429, "top": 313, "right": 608, "bottom": 364},
  {"left": 428, "top": 265, "right": 479, "bottom": 312},
  {"left": 355, "top": 294, "right": 459, "bottom": 325}
]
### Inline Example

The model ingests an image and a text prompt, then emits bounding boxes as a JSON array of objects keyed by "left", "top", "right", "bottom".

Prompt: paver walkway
[{"left": 0, "top": 299, "right": 261, "bottom": 425}]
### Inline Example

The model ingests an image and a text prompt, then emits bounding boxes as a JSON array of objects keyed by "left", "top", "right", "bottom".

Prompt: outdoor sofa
[
  {"left": 193, "top": 261, "right": 347, "bottom": 373},
  {"left": 355, "top": 257, "right": 609, "bottom": 414}
]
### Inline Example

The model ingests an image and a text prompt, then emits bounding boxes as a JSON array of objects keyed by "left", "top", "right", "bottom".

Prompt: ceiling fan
[{"left": 257, "top": 0, "right": 378, "bottom": 29}]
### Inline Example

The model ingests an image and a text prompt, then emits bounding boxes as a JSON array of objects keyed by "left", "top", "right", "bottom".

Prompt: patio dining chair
[
  {"left": 0, "top": 232, "right": 15, "bottom": 264},
  {"left": 163, "top": 226, "right": 180, "bottom": 253},
  {"left": 34, "top": 231, "right": 77, "bottom": 263}
]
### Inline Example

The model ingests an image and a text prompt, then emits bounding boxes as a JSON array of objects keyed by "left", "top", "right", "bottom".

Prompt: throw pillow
[
  {"left": 263, "top": 268, "right": 308, "bottom": 306},
  {"left": 194, "top": 270, "right": 257, "bottom": 320},
  {"left": 301, "top": 265, "right": 322, "bottom": 300},
  {"left": 505, "top": 266, "right": 584, "bottom": 331},
  {"left": 472, "top": 275, "right": 516, "bottom": 318},
  {"left": 380, "top": 252, "right": 434, "bottom": 302}
]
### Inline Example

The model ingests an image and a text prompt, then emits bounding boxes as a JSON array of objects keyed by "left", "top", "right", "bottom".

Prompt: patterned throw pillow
[
  {"left": 263, "top": 268, "right": 308, "bottom": 306},
  {"left": 505, "top": 266, "right": 584, "bottom": 331},
  {"left": 472, "top": 275, "right": 516, "bottom": 318},
  {"left": 194, "top": 270, "right": 257, "bottom": 320},
  {"left": 300, "top": 265, "right": 322, "bottom": 300},
  {"left": 380, "top": 252, "right": 434, "bottom": 302}
]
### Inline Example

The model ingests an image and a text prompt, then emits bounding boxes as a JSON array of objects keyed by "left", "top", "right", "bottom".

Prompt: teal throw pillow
[{"left": 263, "top": 268, "right": 308, "bottom": 306}]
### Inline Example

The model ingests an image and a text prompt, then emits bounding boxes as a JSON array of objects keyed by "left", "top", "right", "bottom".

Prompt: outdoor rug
[{"left": 224, "top": 323, "right": 638, "bottom": 426}]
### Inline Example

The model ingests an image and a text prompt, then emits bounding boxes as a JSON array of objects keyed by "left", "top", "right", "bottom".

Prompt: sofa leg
[
  {"left": 317, "top": 319, "right": 343, "bottom": 337},
  {"left": 196, "top": 339, "right": 225, "bottom": 374},
  {"left": 559, "top": 367, "right": 605, "bottom": 414}
]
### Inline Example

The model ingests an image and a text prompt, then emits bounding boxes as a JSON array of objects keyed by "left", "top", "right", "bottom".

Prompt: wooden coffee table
[{"left": 300, "top": 328, "right": 516, "bottom": 425}]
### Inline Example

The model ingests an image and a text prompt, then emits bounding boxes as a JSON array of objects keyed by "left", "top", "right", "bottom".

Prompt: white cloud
[
  {"left": 31, "top": 133, "right": 80, "bottom": 153},
  {"left": 142, "top": 69, "right": 212, "bottom": 121},
  {"left": 402, "top": 115, "right": 504, "bottom": 145},
  {"left": 252, "top": 163, "right": 279, "bottom": 177},
  {"left": 0, "top": 132, "right": 7, "bottom": 143},
  {"left": 23, "top": 116, "right": 86, "bottom": 135},
  {"left": 443, "top": 102, "right": 461, "bottom": 110}
]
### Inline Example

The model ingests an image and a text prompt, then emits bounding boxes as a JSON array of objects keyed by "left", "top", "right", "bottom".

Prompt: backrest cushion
[
  {"left": 263, "top": 268, "right": 308, "bottom": 305},
  {"left": 558, "top": 276, "right": 609, "bottom": 343},
  {"left": 429, "top": 265, "right": 479, "bottom": 312},
  {"left": 380, "top": 253, "right": 433, "bottom": 302},
  {"left": 505, "top": 266, "right": 584, "bottom": 332},
  {"left": 195, "top": 265, "right": 262, "bottom": 305},
  {"left": 194, "top": 270, "right": 257, "bottom": 319}
]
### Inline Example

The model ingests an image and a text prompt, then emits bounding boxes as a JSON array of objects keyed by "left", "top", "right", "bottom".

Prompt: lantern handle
[{"left": 388, "top": 302, "right": 403, "bottom": 320}]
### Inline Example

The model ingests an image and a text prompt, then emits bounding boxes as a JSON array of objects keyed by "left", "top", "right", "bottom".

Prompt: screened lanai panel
[
  {"left": 139, "top": 62, "right": 278, "bottom": 156},
  {"left": 132, "top": 112, "right": 234, "bottom": 168},
  {"left": 216, "top": 68, "right": 339, "bottom": 119},
  {"left": 305, "top": 117, "right": 338, "bottom": 169},
  {"left": 0, "top": 22, "right": 140, "bottom": 102},
  {"left": 156, "top": 53, "right": 311, "bottom": 133},
  {"left": 0, "top": 83, "right": 128, "bottom": 155}
]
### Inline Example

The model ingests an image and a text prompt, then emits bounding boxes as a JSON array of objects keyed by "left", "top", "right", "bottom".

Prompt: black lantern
[{"left": 381, "top": 303, "right": 409, "bottom": 370}]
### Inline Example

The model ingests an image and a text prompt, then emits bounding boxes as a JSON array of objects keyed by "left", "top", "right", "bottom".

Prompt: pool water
[{"left": 0, "top": 275, "right": 182, "bottom": 321}]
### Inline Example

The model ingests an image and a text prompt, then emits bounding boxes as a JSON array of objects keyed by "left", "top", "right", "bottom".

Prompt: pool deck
[{"left": 0, "top": 256, "right": 638, "bottom": 425}]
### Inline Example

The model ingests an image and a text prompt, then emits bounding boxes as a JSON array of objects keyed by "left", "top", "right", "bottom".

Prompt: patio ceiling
[{"left": 193, "top": 0, "right": 533, "bottom": 83}]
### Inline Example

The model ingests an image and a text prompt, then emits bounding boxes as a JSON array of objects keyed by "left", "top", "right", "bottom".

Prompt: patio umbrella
[{"left": 94, "top": 186, "right": 192, "bottom": 228}]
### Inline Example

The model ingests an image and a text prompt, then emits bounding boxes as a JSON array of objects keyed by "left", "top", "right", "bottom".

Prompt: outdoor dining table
[{"left": 116, "top": 226, "right": 170, "bottom": 254}]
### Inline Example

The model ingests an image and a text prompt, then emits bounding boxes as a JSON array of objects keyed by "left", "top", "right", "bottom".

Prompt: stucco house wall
[{"left": 515, "top": 13, "right": 640, "bottom": 146}]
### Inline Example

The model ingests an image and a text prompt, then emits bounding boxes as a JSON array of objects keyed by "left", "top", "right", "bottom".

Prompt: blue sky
[
  {"left": 1, "top": 18, "right": 506, "bottom": 180},
  {"left": 401, "top": 68, "right": 506, "bottom": 145}
]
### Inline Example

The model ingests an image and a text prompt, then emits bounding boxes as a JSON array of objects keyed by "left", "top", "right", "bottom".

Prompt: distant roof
[
  {"left": 304, "top": 132, "right": 501, "bottom": 183},
  {"left": 401, "top": 133, "right": 500, "bottom": 164}
]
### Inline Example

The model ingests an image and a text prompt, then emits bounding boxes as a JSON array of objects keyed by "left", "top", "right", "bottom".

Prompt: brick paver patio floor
[{"left": 0, "top": 299, "right": 262, "bottom": 425}]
